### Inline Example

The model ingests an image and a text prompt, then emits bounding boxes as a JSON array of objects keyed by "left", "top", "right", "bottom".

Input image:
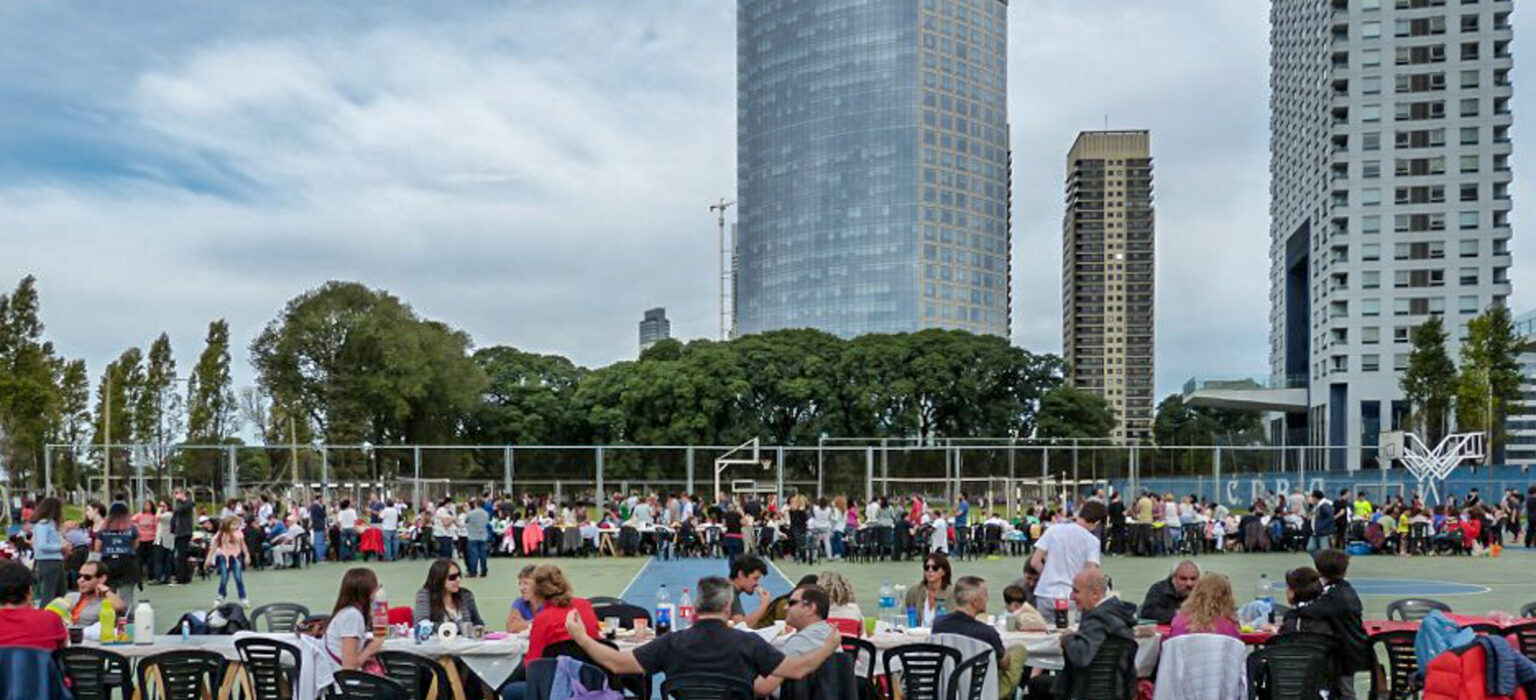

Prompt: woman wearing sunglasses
[
  {"left": 902, "top": 551, "right": 956, "bottom": 627},
  {"left": 61, "top": 561, "right": 127, "bottom": 627},
  {"left": 413, "top": 558, "right": 485, "bottom": 628}
]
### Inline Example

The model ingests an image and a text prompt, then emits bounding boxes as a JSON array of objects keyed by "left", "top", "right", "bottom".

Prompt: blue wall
[{"left": 1111, "top": 465, "right": 1533, "bottom": 509}]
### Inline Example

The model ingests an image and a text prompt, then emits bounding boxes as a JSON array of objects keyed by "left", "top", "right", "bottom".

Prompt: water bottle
[
  {"left": 372, "top": 586, "right": 390, "bottom": 638},
  {"left": 905, "top": 605, "right": 918, "bottom": 629},
  {"left": 655, "top": 585, "right": 673, "bottom": 635},
  {"left": 100, "top": 601, "right": 117, "bottom": 643},
  {"left": 181, "top": 619, "right": 191, "bottom": 642},
  {"left": 935, "top": 601, "right": 947, "bottom": 621},
  {"left": 678, "top": 587, "right": 695, "bottom": 631},
  {"left": 878, "top": 582, "right": 895, "bottom": 626},
  {"left": 135, "top": 601, "right": 156, "bottom": 645},
  {"left": 1256, "top": 574, "right": 1273, "bottom": 605}
]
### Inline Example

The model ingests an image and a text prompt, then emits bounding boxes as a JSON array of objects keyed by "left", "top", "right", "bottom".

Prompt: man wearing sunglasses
[
  {"left": 60, "top": 562, "right": 127, "bottom": 627},
  {"left": 752, "top": 584, "right": 835, "bottom": 697}
]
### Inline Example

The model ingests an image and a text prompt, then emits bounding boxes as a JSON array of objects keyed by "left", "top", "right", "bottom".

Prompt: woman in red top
[
  {"left": 524, "top": 565, "right": 600, "bottom": 663},
  {"left": 133, "top": 500, "right": 157, "bottom": 584}
]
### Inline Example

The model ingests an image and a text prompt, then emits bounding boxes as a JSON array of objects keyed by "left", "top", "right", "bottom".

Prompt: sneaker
[
  {"left": 214, "top": 596, "right": 225, "bottom": 607},
  {"left": 241, "top": 598, "right": 250, "bottom": 609}
]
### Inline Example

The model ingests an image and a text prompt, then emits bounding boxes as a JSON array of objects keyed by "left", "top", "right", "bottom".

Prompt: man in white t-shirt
[
  {"left": 435, "top": 499, "right": 457, "bottom": 559},
  {"left": 380, "top": 502, "right": 400, "bottom": 561},
  {"left": 1029, "top": 500, "right": 1106, "bottom": 616},
  {"left": 336, "top": 500, "right": 359, "bottom": 561},
  {"left": 929, "top": 510, "right": 950, "bottom": 554}
]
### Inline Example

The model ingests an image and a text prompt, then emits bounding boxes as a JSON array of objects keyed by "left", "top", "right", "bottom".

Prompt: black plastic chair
[
  {"left": 945, "top": 651, "right": 991, "bottom": 700},
  {"left": 251, "top": 602, "right": 313, "bottom": 633},
  {"left": 1522, "top": 602, "right": 1536, "bottom": 619},
  {"left": 54, "top": 646, "right": 131, "bottom": 700},
  {"left": 1386, "top": 598, "right": 1452, "bottom": 621},
  {"left": 236, "top": 637, "right": 303, "bottom": 700},
  {"left": 526, "top": 658, "right": 611, "bottom": 700},
  {"left": 659, "top": 673, "right": 753, "bottom": 700},
  {"left": 1505, "top": 621, "right": 1536, "bottom": 664},
  {"left": 587, "top": 596, "right": 626, "bottom": 607},
  {"left": 376, "top": 650, "right": 453, "bottom": 700},
  {"left": 840, "top": 634, "right": 879, "bottom": 677},
  {"left": 1250, "top": 636, "right": 1337, "bottom": 700},
  {"left": 882, "top": 643, "right": 963, "bottom": 700},
  {"left": 328, "top": 670, "right": 408, "bottom": 700},
  {"left": 1064, "top": 634, "right": 1138, "bottom": 700},
  {"left": 1369, "top": 630, "right": 1421, "bottom": 700},
  {"left": 592, "top": 603, "right": 651, "bottom": 630},
  {"left": 137, "top": 649, "right": 228, "bottom": 700},
  {"left": 780, "top": 652, "right": 857, "bottom": 700}
]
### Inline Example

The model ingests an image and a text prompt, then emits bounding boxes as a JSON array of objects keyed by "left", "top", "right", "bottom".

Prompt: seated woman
[
  {"left": 1169, "top": 573, "right": 1241, "bottom": 639},
  {"left": 819, "top": 571, "right": 863, "bottom": 620},
  {"left": 413, "top": 559, "right": 485, "bottom": 628},
  {"left": 504, "top": 565, "right": 537, "bottom": 633},
  {"left": 500, "top": 566, "right": 601, "bottom": 700},
  {"left": 902, "top": 552, "right": 955, "bottom": 627},
  {"left": 325, "top": 568, "right": 387, "bottom": 670},
  {"left": 58, "top": 560, "right": 128, "bottom": 627}
]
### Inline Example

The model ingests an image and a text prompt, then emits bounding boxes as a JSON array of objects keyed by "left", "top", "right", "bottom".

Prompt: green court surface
[{"left": 132, "top": 549, "right": 1536, "bottom": 631}]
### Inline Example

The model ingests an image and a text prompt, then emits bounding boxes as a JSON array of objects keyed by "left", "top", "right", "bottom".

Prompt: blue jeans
[
  {"left": 832, "top": 530, "right": 845, "bottom": 558},
  {"left": 383, "top": 530, "right": 397, "bottom": 561},
  {"left": 466, "top": 539, "right": 488, "bottom": 576},
  {"left": 216, "top": 554, "right": 246, "bottom": 599},
  {"left": 499, "top": 681, "right": 526, "bottom": 700},
  {"left": 311, "top": 529, "right": 327, "bottom": 562},
  {"left": 1308, "top": 534, "right": 1331, "bottom": 553},
  {"left": 437, "top": 536, "right": 455, "bottom": 560}
]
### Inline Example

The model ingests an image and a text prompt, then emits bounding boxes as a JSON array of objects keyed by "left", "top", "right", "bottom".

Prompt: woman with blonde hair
[
  {"left": 818, "top": 571, "right": 862, "bottom": 619},
  {"left": 1168, "top": 573, "right": 1241, "bottom": 638}
]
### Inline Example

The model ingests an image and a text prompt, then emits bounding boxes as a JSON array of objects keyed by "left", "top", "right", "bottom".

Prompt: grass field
[{"left": 128, "top": 547, "right": 1536, "bottom": 631}]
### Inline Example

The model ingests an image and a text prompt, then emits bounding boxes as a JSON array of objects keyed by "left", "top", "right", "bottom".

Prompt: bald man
[
  {"left": 1137, "top": 560, "right": 1200, "bottom": 624},
  {"left": 1050, "top": 568, "right": 1137, "bottom": 699}
]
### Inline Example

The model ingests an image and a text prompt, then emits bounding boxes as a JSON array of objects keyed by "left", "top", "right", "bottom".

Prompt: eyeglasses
[
  {"left": 924, "top": 564, "right": 945, "bottom": 572},
  {"left": 77, "top": 574, "right": 99, "bottom": 581},
  {"left": 786, "top": 598, "right": 807, "bottom": 607},
  {"left": 448, "top": 573, "right": 462, "bottom": 581}
]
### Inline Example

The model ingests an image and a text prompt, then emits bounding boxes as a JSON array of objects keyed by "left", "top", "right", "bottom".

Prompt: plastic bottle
[
  {"left": 1256, "top": 574, "right": 1273, "bottom": 605},
  {"left": 100, "top": 601, "right": 117, "bottom": 643},
  {"left": 372, "top": 586, "right": 390, "bottom": 638},
  {"left": 934, "top": 601, "right": 947, "bottom": 622},
  {"left": 1053, "top": 598, "right": 1070, "bottom": 630},
  {"left": 134, "top": 601, "right": 155, "bottom": 645},
  {"left": 678, "top": 587, "right": 695, "bottom": 631},
  {"left": 655, "top": 585, "right": 673, "bottom": 635},
  {"left": 878, "top": 582, "right": 895, "bottom": 626},
  {"left": 181, "top": 619, "right": 191, "bottom": 642}
]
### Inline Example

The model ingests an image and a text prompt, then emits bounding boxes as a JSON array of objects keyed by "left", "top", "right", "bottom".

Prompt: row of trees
[
  {"left": 1, "top": 279, "right": 1133, "bottom": 491},
  {"left": 1401, "top": 308, "right": 1524, "bottom": 458}
]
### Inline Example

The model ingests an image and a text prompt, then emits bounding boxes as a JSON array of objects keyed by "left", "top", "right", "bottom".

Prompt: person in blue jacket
[{"left": 28, "top": 497, "right": 66, "bottom": 604}]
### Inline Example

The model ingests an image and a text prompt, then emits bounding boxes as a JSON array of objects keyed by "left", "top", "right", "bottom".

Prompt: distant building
[
  {"left": 1062, "top": 130, "right": 1155, "bottom": 440},
  {"left": 735, "top": 0, "right": 1012, "bottom": 338},
  {"left": 1506, "top": 309, "right": 1536, "bottom": 463},
  {"left": 639, "top": 308, "right": 671, "bottom": 352}
]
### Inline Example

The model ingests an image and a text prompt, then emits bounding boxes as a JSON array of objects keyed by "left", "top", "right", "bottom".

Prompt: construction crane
[{"left": 708, "top": 198, "right": 735, "bottom": 341}]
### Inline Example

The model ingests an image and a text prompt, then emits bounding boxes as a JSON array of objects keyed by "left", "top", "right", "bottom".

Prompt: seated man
[
  {"left": 1137, "top": 560, "right": 1200, "bottom": 624},
  {"left": 934, "top": 576, "right": 1028, "bottom": 700},
  {"left": 1050, "top": 568, "right": 1137, "bottom": 700},
  {"left": 0, "top": 560, "right": 67, "bottom": 650},
  {"left": 729, "top": 554, "right": 773, "bottom": 627},
  {"left": 269, "top": 515, "right": 302, "bottom": 568},
  {"left": 754, "top": 584, "right": 836, "bottom": 697},
  {"left": 566, "top": 576, "right": 839, "bottom": 690}
]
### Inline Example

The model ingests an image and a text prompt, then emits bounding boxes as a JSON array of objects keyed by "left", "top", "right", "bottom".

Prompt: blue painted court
[
  {"left": 620, "top": 556, "right": 796, "bottom": 613},
  {"left": 1263, "top": 577, "right": 1490, "bottom": 596}
]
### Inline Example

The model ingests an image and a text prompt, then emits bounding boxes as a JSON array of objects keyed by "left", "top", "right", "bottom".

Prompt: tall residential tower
[
  {"left": 1268, "top": 0, "right": 1514, "bottom": 469},
  {"left": 736, "top": 0, "right": 1013, "bottom": 338},
  {"left": 1063, "top": 131, "right": 1156, "bottom": 440}
]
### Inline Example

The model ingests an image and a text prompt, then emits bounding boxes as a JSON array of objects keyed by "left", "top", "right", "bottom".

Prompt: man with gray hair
[
  {"left": 1137, "top": 559, "right": 1199, "bottom": 624},
  {"left": 1045, "top": 568, "right": 1137, "bottom": 699},
  {"left": 933, "top": 576, "right": 1027, "bottom": 700},
  {"left": 565, "top": 576, "right": 839, "bottom": 686}
]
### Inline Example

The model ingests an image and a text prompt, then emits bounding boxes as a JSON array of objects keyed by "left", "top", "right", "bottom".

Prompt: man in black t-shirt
[
  {"left": 934, "top": 576, "right": 1026, "bottom": 699},
  {"left": 567, "top": 576, "right": 839, "bottom": 686}
]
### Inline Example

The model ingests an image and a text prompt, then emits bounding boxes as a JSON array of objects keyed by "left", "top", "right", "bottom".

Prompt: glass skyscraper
[{"left": 736, "top": 0, "right": 1012, "bottom": 338}]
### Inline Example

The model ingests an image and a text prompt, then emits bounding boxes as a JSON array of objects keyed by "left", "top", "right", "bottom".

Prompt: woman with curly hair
[
  {"left": 817, "top": 571, "right": 862, "bottom": 619},
  {"left": 1168, "top": 573, "right": 1241, "bottom": 638}
]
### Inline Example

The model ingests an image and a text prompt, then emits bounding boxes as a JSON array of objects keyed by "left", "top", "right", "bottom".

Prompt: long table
[{"left": 865, "top": 628, "right": 1164, "bottom": 676}]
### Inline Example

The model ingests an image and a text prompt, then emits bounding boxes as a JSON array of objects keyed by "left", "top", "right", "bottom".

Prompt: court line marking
[{"left": 618, "top": 556, "right": 656, "bottom": 600}]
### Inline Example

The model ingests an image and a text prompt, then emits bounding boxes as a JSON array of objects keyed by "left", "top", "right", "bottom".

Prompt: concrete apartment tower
[
  {"left": 735, "top": 0, "right": 1013, "bottom": 339},
  {"left": 1063, "top": 131, "right": 1156, "bottom": 440},
  {"left": 1267, "top": 0, "right": 1514, "bottom": 470}
]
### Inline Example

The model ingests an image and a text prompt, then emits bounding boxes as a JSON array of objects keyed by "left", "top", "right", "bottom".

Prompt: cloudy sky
[{"left": 2, "top": 1, "right": 1532, "bottom": 402}]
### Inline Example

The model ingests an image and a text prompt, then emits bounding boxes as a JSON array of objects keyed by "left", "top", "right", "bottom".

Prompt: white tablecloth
[{"left": 867, "top": 628, "right": 1162, "bottom": 676}]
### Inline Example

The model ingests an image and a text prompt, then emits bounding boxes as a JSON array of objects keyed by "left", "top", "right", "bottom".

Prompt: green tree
[
  {"left": 49, "top": 358, "right": 91, "bottom": 489},
  {"left": 0, "top": 276, "right": 64, "bottom": 488},
  {"left": 1455, "top": 306, "right": 1523, "bottom": 459},
  {"left": 1035, "top": 385, "right": 1116, "bottom": 439},
  {"left": 250, "top": 282, "right": 485, "bottom": 455},
  {"left": 91, "top": 347, "right": 141, "bottom": 497},
  {"left": 1400, "top": 315, "right": 1458, "bottom": 444},
  {"left": 138, "top": 333, "right": 181, "bottom": 482},
  {"left": 187, "top": 320, "right": 238, "bottom": 491},
  {"left": 1152, "top": 394, "right": 1265, "bottom": 446},
  {"left": 469, "top": 346, "right": 587, "bottom": 445}
]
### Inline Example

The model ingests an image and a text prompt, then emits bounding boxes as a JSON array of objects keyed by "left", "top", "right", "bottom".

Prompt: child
[
  {"left": 1002, "top": 584, "right": 1048, "bottom": 632},
  {"left": 1291, "top": 549, "right": 1371, "bottom": 699},
  {"left": 205, "top": 516, "right": 251, "bottom": 608}
]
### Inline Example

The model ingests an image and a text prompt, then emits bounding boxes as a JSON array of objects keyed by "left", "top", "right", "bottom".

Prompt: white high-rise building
[{"left": 1267, "top": 0, "right": 1514, "bottom": 470}]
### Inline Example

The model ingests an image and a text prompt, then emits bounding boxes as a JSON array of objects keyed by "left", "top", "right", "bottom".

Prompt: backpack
[{"left": 550, "top": 657, "right": 621, "bottom": 700}]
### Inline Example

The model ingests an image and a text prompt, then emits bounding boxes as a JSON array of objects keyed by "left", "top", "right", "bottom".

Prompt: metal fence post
[
  {"left": 321, "top": 447, "right": 330, "bottom": 501},
  {"left": 1041, "top": 445, "right": 1050, "bottom": 508},
  {"left": 135, "top": 453, "right": 145, "bottom": 505},
  {"left": 1214, "top": 447, "right": 1223, "bottom": 506},
  {"left": 413, "top": 446, "right": 422, "bottom": 509},
  {"left": 595, "top": 447, "right": 605, "bottom": 504},
  {"left": 953, "top": 446, "right": 963, "bottom": 507},
  {"left": 776, "top": 446, "right": 785, "bottom": 503},
  {"left": 43, "top": 446, "right": 53, "bottom": 497},
  {"left": 225, "top": 445, "right": 237, "bottom": 499},
  {"left": 686, "top": 446, "right": 695, "bottom": 495},
  {"left": 864, "top": 446, "right": 874, "bottom": 503},
  {"left": 505, "top": 447, "right": 514, "bottom": 496},
  {"left": 1007, "top": 438, "right": 1016, "bottom": 518}
]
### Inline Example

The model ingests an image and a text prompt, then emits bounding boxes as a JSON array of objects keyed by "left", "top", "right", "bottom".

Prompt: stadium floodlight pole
[{"left": 709, "top": 198, "right": 735, "bottom": 341}]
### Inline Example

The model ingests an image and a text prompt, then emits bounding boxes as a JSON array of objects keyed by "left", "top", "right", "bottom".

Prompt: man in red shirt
[{"left": 0, "top": 560, "right": 67, "bottom": 650}]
